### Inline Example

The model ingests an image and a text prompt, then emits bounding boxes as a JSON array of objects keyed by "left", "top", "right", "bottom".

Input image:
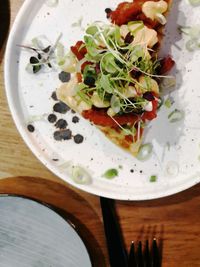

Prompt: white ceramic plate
[
  {"left": 0, "top": 195, "right": 91, "bottom": 267},
  {"left": 4, "top": 0, "right": 200, "bottom": 200}
]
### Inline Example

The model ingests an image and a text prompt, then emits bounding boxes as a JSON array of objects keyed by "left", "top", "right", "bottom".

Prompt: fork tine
[
  {"left": 152, "top": 238, "right": 160, "bottom": 267},
  {"left": 128, "top": 241, "right": 137, "bottom": 267},
  {"left": 144, "top": 240, "right": 151, "bottom": 267},
  {"left": 137, "top": 241, "right": 144, "bottom": 267}
]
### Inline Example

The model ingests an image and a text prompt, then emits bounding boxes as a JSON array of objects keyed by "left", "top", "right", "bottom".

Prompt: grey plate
[{"left": 0, "top": 196, "right": 91, "bottom": 267}]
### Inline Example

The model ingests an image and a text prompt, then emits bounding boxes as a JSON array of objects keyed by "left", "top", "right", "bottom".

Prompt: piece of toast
[{"left": 57, "top": 0, "right": 175, "bottom": 156}]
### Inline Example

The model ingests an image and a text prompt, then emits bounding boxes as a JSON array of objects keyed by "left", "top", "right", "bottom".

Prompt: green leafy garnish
[
  {"left": 164, "top": 97, "right": 173, "bottom": 108},
  {"left": 102, "top": 168, "right": 118, "bottom": 179}
]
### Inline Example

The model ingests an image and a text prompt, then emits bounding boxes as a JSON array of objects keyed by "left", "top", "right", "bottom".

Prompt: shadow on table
[
  {"left": 0, "top": 0, "right": 10, "bottom": 63},
  {"left": 119, "top": 183, "right": 200, "bottom": 207}
]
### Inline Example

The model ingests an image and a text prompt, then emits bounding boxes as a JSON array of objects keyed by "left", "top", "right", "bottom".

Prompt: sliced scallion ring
[
  {"left": 71, "top": 166, "right": 92, "bottom": 185},
  {"left": 45, "top": 0, "right": 59, "bottom": 7},
  {"left": 189, "top": 0, "right": 200, "bottom": 6},
  {"left": 168, "top": 109, "right": 184, "bottom": 123},
  {"left": 136, "top": 143, "right": 153, "bottom": 161}
]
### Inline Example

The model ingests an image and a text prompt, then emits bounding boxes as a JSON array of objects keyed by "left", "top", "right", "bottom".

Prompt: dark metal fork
[
  {"left": 128, "top": 239, "right": 161, "bottom": 267},
  {"left": 100, "top": 197, "right": 161, "bottom": 267}
]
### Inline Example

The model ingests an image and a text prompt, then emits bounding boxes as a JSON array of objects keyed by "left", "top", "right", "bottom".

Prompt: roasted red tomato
[
  {"left": 82, "top": 109, "right": 139, "bottom": 127},
  {"left": 158, "top": 56, "right": 175, "bottom": 74},
  {"left": 110, "top": 2, "right": 141, "bottom": 26},
  {"left": 71, "top": 41, "right": 87, "bottom": 61},
  {"left": 142, "top": 99, "right": 158, "bottom": 121}
]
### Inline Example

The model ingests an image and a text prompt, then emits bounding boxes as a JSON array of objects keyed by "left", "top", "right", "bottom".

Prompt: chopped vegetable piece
[
  {"left": 103, "top": 168, "right": 118, "bottom": 179},
  {"left": 150, "top": 175, "right": 157, "bottom": 182},
  {"left": 164, "top": 97, "right": 173, "bottom": 108}
]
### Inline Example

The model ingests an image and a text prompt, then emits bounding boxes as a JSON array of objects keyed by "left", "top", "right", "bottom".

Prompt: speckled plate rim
[{"left": 4, "top": 0, "right": 200, "bottom": 201}]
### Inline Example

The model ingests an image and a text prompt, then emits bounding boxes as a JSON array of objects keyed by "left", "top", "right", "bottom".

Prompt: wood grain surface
[{"left": 0, "top": 1, "right": 200, "bottom": 267}]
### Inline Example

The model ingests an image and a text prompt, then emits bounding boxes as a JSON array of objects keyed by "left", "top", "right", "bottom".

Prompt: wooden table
[{"left": 0, "top": 1, "right": 200, "bottom": 266}]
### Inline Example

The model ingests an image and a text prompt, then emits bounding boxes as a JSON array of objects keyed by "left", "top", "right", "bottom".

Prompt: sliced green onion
[
  {"left": 71, "top": 166, "right": 92, "bottom": 185},
  {"left": 102, "top": 168, "right": 118, "bottom": 179},
  {"left": 189, "top": 0, "right": 200, "bottom": 6},
  {"left": 150, "top": 175, "right": 157, "bottom": 182},
  {"left": 168, "top": 109, "right": 184, "bottom": 123},
  {"left": 164, "top": 97, "right": 173, "bottom": 108},
  {"left": 185, "top": 39, "right": 198, "bottom": 51},
  {"left": 71, "top": 17, "right": 83, "bottom": 28},
  {"left": 160, "top": 77, "right": 176, "bottom": 89},
  {"left": 45, "top": 0, "right": 59, "bottom": 7},
  {"left": 165, "top": 161, "right": 179, "bottom": 176},
  {"left": 136, "top": 143, "right": 153, "bottom": 161}
]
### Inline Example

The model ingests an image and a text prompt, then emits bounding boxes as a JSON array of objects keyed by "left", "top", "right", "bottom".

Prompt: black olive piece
[
  {"left": 72, "top": 116, "right": 79, "bottom": 123},
  {"left": 48, "top": 113, "right": 57, "bottom": 123},
  {"left": 124, "top": 32, "right": 134, "bottom": 44},
  {"left": 143, "top": 92, "right": 155, "bottom": 101},
  {"left": 55, "top": 119, "right": 68, "bottom": 129},
  {"left": 105, "top": 8, "right": 112, "bottom": 14},
  {"left": 58, "top": 71, "right": 71, "bottom": 83},
  {"left": 84, "top": 76, "right": 95, "bottom": 86},
  {"left": 37, "top": 53, "right": 42, "bottom": 60},
  {"left": 51, "top": 91, "right": 58, "bottom": 101},
  {"left": 74, "top": 134, "right": 84, "bottom": 144},
  {"left": 105, "top": 8, "right": 112, "bottom": 18},
  {"left": 27, "top": 124, "right": 35, "bottom": 132},
  {"left": 53, "top": 102, "right": 70, "bottom": 114}
]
